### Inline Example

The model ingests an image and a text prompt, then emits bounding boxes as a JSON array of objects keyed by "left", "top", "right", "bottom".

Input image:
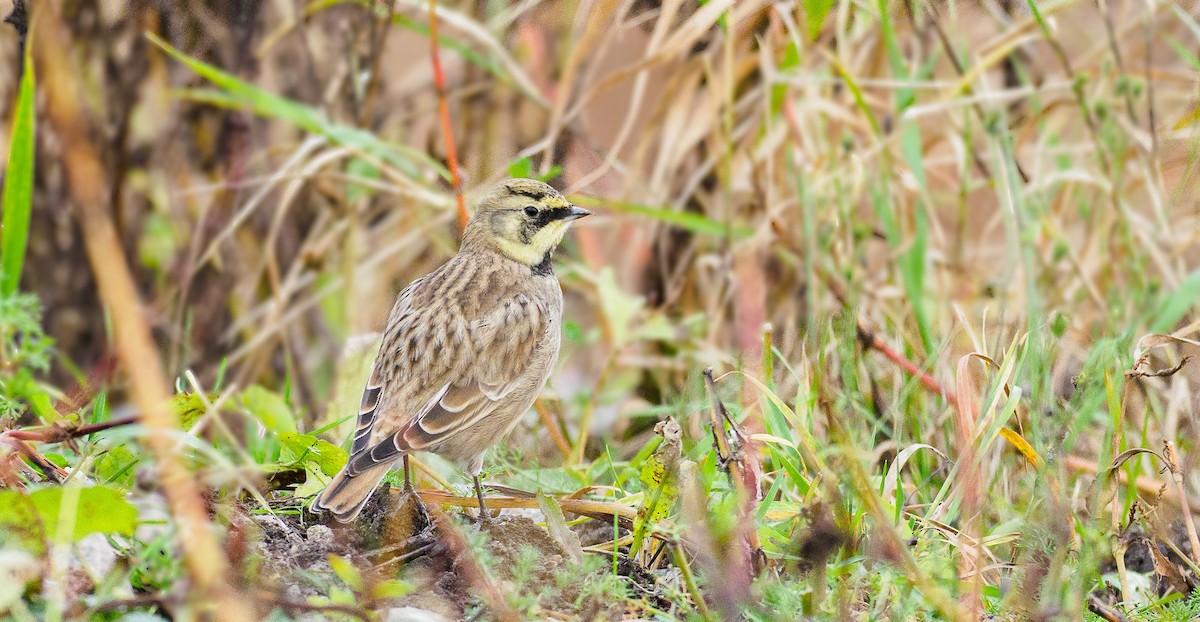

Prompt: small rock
[
  {"left": 75, "top": 533, "right": 118, "bottom": 579},
  {"left": 307, "top": 524, "right": 334, "bottom": 547},
  {"left": 284, "top": 584, "right": 303, "bottom": 601},
  {"left": 384, "top": 606, "right": 452, "bottom": 622}
]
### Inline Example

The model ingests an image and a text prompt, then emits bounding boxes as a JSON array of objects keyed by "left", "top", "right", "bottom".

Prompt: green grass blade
[
  {"left": 146, "top": 33, "right": 448, "bottom": 181},
  {"left": 571, "top": 195, "right": 753, "bottom": 239},
  {"left": 1150, "top": 269, "right": 1200, "bottom": 333},
  {"left": 1, "top": 48, "right": 35, "bottom": 297}
]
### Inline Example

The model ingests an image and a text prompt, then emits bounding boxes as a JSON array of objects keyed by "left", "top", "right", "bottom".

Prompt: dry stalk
[
  {"left": 1162, "top": 441, "right": 1200, "bottom": 566},
  {"left": 31, "top": 5, "right": 253, "bottom": 619},
  {"left": 952, "top": 356, "right": 982, "bottom": 619},
  {"left": 534, "top": 399, "right": 572, "bottom": 459},
  {"left": 702, "top": 368, "right": 765, "bottom": 574},
  {"left": 1064, "top": 454, "right": 1200, "bottom": 515}
]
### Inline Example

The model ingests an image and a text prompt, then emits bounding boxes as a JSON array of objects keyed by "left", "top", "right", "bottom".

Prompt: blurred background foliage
[{"left": 1, "top": 0, "right": 1200, "bottom": 620}]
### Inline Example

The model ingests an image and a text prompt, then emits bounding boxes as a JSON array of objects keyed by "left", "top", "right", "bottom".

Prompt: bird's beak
[{"left": 563, "top": 205, "right": 592, "bottom": 221}]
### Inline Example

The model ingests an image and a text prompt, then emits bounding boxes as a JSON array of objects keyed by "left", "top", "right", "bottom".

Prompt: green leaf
[
  {"left": 1150, "top": 269, "right": 1200, "bottom": 333},
  {"left": 1, "top": 46, "right": 35, "bottom": 296},
  {"left": 593, "top": 266, "right": 644, "bottom": 348},
  {"left": 630, "top": 418, "right": 681, "bottom": 557},
  {"left": 572, "top": 196, "right": 752, "bottom": 239},
  {"left": 240, "top": 385, "right": 297, "bottom": 435},
  {"left": 321, "top": 334, "right": 380, "bottom": 447},
  {"left": 371, "top": 579, "right": 413, "bottom": 599},
  {"left": 632, "top": 313, "right": 677, "bottom": 342},
  {"left": 169, "top": 392, "right": 210, "bottom": 430},
  {"left": 508, "top": 156, "right": 534, "bottom": 179},
  {"left": 0, "top": 486, "right": 138, "bottom": 551},
  {"left": 803, "top": 0, "right": 834, "bottom": 41},
  {"left": 328, "top": 554, "right": 362, "bottom": 592},
  {"left": 280, "top": 432, "right": 348, "bottom": 477},
  {"left": 344, "top": 157, "right": 381, "bottom": 205},
  {"left": 536, "top": 493, "right": 583, "bottom": 562},
  {"left": 146, "top": 33, "right": 447, "bottom": 181},
  {"left": 94, "top": 446, "right": 140, "bottom": 488}
]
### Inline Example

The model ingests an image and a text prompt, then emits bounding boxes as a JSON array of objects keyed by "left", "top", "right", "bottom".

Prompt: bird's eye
[{"left": 523, "top": 206, "right": 539, "bottom": 217}]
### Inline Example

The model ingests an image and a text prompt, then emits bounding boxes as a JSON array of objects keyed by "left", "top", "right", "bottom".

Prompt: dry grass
[{"left": 1, "top": 0, "right": 1200, "bottom": 620}]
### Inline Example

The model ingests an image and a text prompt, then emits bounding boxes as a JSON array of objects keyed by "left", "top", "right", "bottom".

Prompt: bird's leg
[
  {"left": 402, "top": 455, "right": 413, "bottom": 492},
  {"left": 473, "top": 474, "right": 492, "bottom": 522}
]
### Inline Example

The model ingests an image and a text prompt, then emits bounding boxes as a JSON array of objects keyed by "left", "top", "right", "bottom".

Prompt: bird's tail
[{"left": 311, "top": 461, "right": 394, "bottom": 522}]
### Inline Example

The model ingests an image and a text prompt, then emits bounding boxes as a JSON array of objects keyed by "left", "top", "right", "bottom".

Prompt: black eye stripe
[
  {"left": 510, "top": 188, "right": 547, "bottom": 201},
  {"left": 534, "top": 207, "right": 572, "bottom": 228}
]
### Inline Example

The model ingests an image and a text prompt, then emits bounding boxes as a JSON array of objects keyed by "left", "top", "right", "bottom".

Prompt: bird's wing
[
  {"left": 343, "top": 289, "right": 551, "bottom": 476},
  {"left": 347, "top": 277, "right": 423, "bottom": 457}
]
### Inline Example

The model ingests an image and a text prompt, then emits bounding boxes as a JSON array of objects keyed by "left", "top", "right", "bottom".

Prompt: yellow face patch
[{"left": 493, "top": 220, "right": 570, "bottom": 265}]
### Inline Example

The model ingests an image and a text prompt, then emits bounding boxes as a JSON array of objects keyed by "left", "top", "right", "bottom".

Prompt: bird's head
[{"left": 463, "top": 178, "right": 591, "bottom": 267}]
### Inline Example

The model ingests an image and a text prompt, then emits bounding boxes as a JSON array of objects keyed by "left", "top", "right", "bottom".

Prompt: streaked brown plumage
[{"left": 313, "top": 179, "right": 590, "bottom": 522}]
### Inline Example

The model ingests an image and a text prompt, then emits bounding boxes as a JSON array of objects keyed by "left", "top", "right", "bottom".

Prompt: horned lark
[{"left": 313, "top": 178, "right": 590, "bottom": 522}]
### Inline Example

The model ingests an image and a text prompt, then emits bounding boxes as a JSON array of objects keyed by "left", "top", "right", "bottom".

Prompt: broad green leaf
[
  {"left": 633, "top": 314, "right": 677, "bottom": 342},
  {"left": 280, "top": 432, "right": 348, "bottom": 476},
  {"left": 344, "top": 157, "right": 381, "bottom": 206},
  {"left": 328, "top": 554, "right": 362, "bottom": 591},
  {"left": 503, "top": 466, "right": 588, "bottom": 493},
  {"left": 507, "top": 156, "right": 563, "bottom": 183},
  {"left": 93, "top": 445, "right": 140, "bottom": 487},
  {"left": 594, "top": 267, "right": 644, "bottom": 348},
  {"left": 371, "top": 579, "right": 413, "bottom": 599},
  {"left": 322, "top": 334, "right": 381, "bottom": 446},
  {"left": 1, "top": 45, "right": 35, "bottom": 296},
  {"left": 508, "top": 156, "right": 534, "bottom": 179},
  {"left": 536, "top": 494, "right": 583, "bottom": 562},
  {"left": 240, "top": 385, "right": 297, "bottom": 435},
  {"left": 171, "top": 392, "right": 208, "bottom": 429},
  {"left": 0, "top": 486, "right": 138, "bottom": 551}
]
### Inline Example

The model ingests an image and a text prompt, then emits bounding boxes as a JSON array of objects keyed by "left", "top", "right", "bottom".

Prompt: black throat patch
[{"left": 532, "top": 251, "right": 553, "bottom": 276}]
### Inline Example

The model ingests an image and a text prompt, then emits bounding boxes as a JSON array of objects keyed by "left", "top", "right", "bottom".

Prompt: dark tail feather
[{"left": 311, "top": 461, "right": 394, "bottom": 522}]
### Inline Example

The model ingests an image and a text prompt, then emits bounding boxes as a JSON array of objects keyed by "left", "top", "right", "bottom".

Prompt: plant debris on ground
[{"left": 1, "top": 1, "right": 1200, "bottom": 620}]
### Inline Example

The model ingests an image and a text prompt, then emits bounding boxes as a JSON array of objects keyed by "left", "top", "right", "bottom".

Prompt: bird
[{"left": 312, "top": 178, "right": 591, "bottom": 523}]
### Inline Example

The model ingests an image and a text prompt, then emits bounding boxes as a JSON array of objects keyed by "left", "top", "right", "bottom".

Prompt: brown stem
[
  {"left": 31, "top": 5, "right": 252, "bottom": 620},
  {"left": 534, "top": 399, "right": 572, "bottom": 459},
  {"left": 5, "top": 414, "right": 139, "bottom": 443}
]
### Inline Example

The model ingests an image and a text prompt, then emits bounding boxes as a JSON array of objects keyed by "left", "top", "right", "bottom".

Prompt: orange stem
[{"left": 427, "top": 0, "right": 468, "bottom": 231}]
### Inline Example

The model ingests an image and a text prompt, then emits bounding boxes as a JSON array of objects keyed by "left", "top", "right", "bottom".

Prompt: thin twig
[
  {"left": 4, "top": 414, "right": 139, "bottom": 443},
  {"left": 427, "top": 0, "right": 468, "bottom": 231}
]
